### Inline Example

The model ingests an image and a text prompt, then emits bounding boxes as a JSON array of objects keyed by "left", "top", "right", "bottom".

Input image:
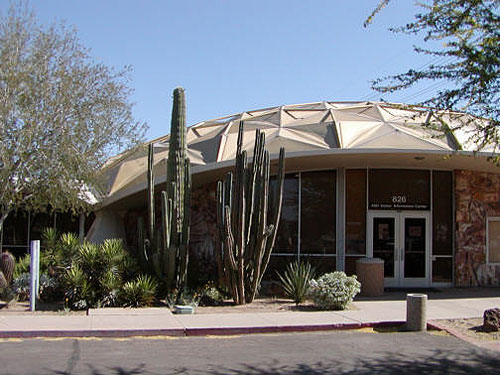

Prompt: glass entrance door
[{"left": 368, "top": 211, "right": 430, "bottom": 287}]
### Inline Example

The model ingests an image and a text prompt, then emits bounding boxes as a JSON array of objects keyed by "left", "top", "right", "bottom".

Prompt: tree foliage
[
  {"left": 366, "top": 0, "right": 499, "bottom": 149},
  {"left": 0, "top": 3, "right": 146, "bottom": 228}
]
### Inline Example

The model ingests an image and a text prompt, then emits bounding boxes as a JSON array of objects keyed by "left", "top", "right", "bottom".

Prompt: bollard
[
  {"left": 406, "top": 293, "right": 427, "bottom": 331},
  {"left": 30, "top": 240, "right": 40, "bottom": 312}
]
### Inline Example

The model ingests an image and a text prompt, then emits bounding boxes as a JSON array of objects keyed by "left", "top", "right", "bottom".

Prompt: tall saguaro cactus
[
  {"left": 216, "top": 121, "right": 285, "bottom": 304},
  {"left": 137, "top": 87, "right": 191, "bottom": 295}
]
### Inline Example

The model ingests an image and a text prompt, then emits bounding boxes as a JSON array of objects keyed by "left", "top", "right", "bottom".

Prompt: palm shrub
[
  {"left": 55, "top": 232, "right": 81, "bottom": 270},
  {"left": 277, "top": 261, "right": 316, "bottom": 305},
  {"left": 14, "top": 253, "right": 31, "bottom": 279},
  {"left": 63, "top": 239, "right": 139, "bottom": 309},
  {"left": 64, "top": 264, "right": 91, "bottom": 310},
  {"left": 120, "top": 275, "right": 158, "bottom": 307},
  {"left": 308, "top": 271, "right": 361, "bottom": 310}
]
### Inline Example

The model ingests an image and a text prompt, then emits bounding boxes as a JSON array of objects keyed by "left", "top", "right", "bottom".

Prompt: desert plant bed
[{"left": 434, "top": 318, "right": 500, "bottom": 341}]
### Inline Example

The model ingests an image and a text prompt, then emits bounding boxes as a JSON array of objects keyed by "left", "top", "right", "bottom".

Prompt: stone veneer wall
[
  {"left": 188, "top": 183, "right": 218, "bottom": 285},
  {"left": 455, "top": 170, "right": 500, "bottom": 286}
]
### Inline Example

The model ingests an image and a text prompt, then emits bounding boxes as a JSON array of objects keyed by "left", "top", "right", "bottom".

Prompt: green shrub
[
  {"left": 62, "top": 239, "right": 141, "bottom": 310},
  {"left": 165, "top": 288, "right": 200, "bottom": 308},
  {"left": 14, "top": 253, "right": 31, "bottom": 279},
  {"left": 120, "top": 275, "right": 158, "bottom": 307},
  {"left": 198, "top": 282, "right": 225, "bottom": 306},
  {"left": 277, "top": 261, "right": 316, "bottom": 305},
  {"left": 308, "top": 271, "right": 361, "bottom": 310},
  {"left": 12, "top": 273, "right": 60, "bottom": 302}
]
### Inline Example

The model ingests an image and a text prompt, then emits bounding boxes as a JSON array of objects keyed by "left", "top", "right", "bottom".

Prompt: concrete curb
[
  {"left": 0, "top": 328, "right": 185, "bottom": 339},
  {"left": 428, "top": 320, "right": 479, "bottom": 344},
  {"left": 428, "top": 320, "right": 500, "bottom": 352},
  {"left": 184, "top": 321, "right": 406, "bottom": 336},
  {"left": 0, "top": 321, "right": 407, "bottom": 339}
]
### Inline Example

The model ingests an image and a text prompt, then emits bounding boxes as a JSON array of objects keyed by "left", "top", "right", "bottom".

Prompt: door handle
[{"left": 401, "top": 248, "right": 404, "bottom": 260}]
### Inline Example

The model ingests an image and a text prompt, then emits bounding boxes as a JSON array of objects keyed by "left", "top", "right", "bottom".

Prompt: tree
[
  {"left": 0, "top": 3, "right": 146, "bottom": 237},
  {"left": 365, "top": 0, "right": 499, "bottom": 150}
]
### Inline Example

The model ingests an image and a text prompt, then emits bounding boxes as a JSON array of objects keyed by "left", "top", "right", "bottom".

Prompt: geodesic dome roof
[{"left": 101, "top": 101, "right": 493, "bottom": 207}]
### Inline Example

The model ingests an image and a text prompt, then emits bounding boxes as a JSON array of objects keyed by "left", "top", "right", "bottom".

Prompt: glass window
[
  {"left": 272, "top": 174, "right": 298, "bottom": 254},
  {"left": 432, "top": 171, "right": 453, "bottom": 256},
  {"left": 369, "top": 169, "right": 430, "bottom": 210},
  {"left": 432, "top": 257, "right": 453, "bottom": 283},
  {"left": 302, "top": 255, "right": 336, "bottom": 275},
  {"left": 300, "top": 170, "right": 336, "bottom": 255},
  {"left": 346, "top": 169, "right": 366, "bottom": 255},
  {"left": 487, "top": 218, "right": 500, "bottom": 264}
]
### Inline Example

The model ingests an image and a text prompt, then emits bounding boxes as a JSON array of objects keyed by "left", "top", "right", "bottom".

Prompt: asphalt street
[{"left": 0, "top": 330, "right": 498, "bottom": 374}]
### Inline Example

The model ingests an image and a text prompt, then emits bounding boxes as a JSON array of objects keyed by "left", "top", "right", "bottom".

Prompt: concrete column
[
  {"left": 406, "top": 293, "right": 427, "bottom": 331},
  {"left": 336, "top": 168, "right": 345, "bottom": 271}
]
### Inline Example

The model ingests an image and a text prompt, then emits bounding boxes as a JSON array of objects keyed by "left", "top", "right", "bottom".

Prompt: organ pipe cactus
[
  {"left": 0, "top": 251, "right": 15, "bottom": 292},
  {"left": 0, "top": 251, "right": 15, "bottom": 285},
  {"left": 0, "top": 272, "right": 7, "bottom": 291},
  {"left": 216, "top": 121, "right": 285, "bottom": 304},
  {"left": 137, "top": 87, "right": 191, "bottom": 297}
]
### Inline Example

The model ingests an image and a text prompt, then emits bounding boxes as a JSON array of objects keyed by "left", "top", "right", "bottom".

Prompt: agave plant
[
  {"left": 277, "top": 261, "right": 316, "bottom": 306},
  {"left": 121, "top": 275, "right": 158, "bottom": 307}
]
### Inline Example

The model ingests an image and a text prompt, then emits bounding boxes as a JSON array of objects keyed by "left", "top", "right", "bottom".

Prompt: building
[{"left": 89, "top": 101, "right": 500, "bottom": 287}]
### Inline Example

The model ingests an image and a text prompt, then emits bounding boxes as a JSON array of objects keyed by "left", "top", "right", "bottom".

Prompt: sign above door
[{"left": 368, "top": 169, "right": 430, "bottom": 210}]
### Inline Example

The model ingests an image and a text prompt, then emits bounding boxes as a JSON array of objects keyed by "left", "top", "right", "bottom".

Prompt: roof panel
[{"left": 102, "top": 101, "right": 492, "bottom": 203}]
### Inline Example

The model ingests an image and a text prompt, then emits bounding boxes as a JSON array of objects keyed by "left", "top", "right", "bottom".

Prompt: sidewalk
[{"left": 1, "top": 290, "right": 499, "bottom": 342}]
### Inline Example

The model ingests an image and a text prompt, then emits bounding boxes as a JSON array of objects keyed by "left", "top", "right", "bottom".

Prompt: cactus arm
[
  {"left": 223, "top": 206, "right": 238, "bottom": 271},
  {"left": 215, "top": 180, "right": 226, "bottom": 288},
  {"left": 248, "top": 150, "right": 270, "bottom": 302},
  {"left": 136, "top": 217, "right": 150, "bottom": 268},
  {"left": 245, "top": 129, "right": 262, "bottom": 246},
  {"left": 147, "top": 143, "right": 155, "bottom": 242},
  {"left": 223, "top": 204, "right": 240, "bottom": 304},
  {"left": 177, "top": 160, "right": 191, "bottom": 291},
  {"left": 161, "top": 191, "right": 171, "bottom": 251},
  {"left": 258, "top": 147, "right": 286, "bottom": 285}
]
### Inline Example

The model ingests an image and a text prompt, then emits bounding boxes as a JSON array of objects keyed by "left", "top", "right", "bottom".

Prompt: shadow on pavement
[{"left": 50, "top": 347, "right": 500, "bottom": 375}]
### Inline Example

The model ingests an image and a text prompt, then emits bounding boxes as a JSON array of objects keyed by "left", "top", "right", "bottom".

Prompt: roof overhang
[{"left": 99, "top": 148, "right": 500, "bottom": 211}]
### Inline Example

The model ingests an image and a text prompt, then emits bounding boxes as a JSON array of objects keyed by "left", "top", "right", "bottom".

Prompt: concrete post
[
  {"left": 406, "top": 293, "right": 427, "bottom": 331},
  {"left": 29, "top": 240, "right": 40, "bottom": 312}
]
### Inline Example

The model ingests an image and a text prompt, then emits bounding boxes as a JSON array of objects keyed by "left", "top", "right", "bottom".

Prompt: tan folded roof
[{"left": 100, "top": 101, "right": 493, "bottom": 205}]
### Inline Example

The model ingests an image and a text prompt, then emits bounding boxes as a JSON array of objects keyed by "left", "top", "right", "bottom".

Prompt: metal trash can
[{"left": 355, "top": 257, "right": 384, "bottom": 297}]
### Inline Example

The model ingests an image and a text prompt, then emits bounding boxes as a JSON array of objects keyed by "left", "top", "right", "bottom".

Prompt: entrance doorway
[{"left": 367, "top": 211, "right": 430, "bottom": 287}]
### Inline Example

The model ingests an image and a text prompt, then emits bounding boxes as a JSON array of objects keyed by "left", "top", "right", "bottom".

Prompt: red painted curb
[
  {"left": 0, "top": 321, "right": 409, "bottom": 339},
  {"left": 0, "top": 328, "right": 185, "bottom": 339},
  {"left": 185, "top": 321, "right": 406, "bottom": 336}
]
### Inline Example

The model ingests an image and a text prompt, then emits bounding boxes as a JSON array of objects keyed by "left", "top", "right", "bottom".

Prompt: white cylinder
[{"left": 406, "top": 293, "right": 427, "bottom": 331}]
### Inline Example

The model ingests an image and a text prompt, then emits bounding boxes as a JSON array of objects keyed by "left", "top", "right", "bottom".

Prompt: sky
[{"left": 0, "top": 1, "right": 438, "bottom": 141}]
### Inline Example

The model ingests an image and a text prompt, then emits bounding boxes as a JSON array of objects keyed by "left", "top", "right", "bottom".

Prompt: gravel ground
[{"left": 436, "top": 318, "right": 499, "bottom": 341}]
